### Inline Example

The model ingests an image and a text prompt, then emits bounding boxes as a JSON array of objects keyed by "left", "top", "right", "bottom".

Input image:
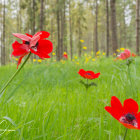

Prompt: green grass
[{"left": 0, "top": 57, "right": 140, "bottom": 140}]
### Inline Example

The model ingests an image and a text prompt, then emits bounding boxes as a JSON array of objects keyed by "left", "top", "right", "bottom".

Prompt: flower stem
[
  {"left": 86, "top": 79, "right": 89, "bottom": 93},
  {"left": 0, "top": 52, "right": 31, "bottom": 95},
  {"left": 127, "top": 64, "right": 134, "bottom": 96},
  {"left": 123, "top": 128, "right": 128, "bottom": 140}
]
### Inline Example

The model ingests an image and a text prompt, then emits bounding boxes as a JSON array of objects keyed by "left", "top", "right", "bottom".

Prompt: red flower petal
[
  {"left": 85, "top": 71, "right": 95, "bottom": 79},
  {"left": 111, "top": 96, "right": 123, "bottom": 110},
  {"left": 33, "top": 31, "right": 50, "bottom": 39},
  {"left": 17, "top": 52, "right": 29, "bottom": 69},
  {"left": 12, "top": 41, "right": 29, "bottom": 56},
  {"left": 105, "top": 96, "right": 123, "bottom": 120},
  {"left": 17, "top": 56, "right": 24, "bottom": 69},
  {"left": 78, "top": 69, "right": 86, "bottom": 78},
  {"left": 30, "top": 39, "right": 53, "bottom": 58},
  {"left": 86, "top": 71, "right": 95, "bottom": 75},
  {"left": 30, "top": 35, "right": 40, "bottom": 47},
  {"left": 94, "top": 73, "right": 100, "bottom": 78},
  {"left": 105, "top": 106, "right": 112, "bottom": 114},
  {"left": 120, "top": 121, "right": 138, "bottom": 129},
  {"left": 136, "top": 112, "right": 140, "bottom": 129},
  {"left": 12, "top": 33, "right": 31, "bottom": 42},
  {"left": 123, "top": 99, "right": 139, "bottom": 114},
  {"left": 78, "top": 69, "right": 100, "bottom": 80},
  {"left": 25, "top": 33, "right": 33, "bottom": 38},
  {"left": 105, "top": 106, "right": 123, "bottom": 120}
]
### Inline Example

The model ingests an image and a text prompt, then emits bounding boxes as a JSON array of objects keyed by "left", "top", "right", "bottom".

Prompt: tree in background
[
  {"left": 69, "top": 0, "right": 73, "bottom": 60},
  {"left": 73, "top": 2, "right": 87, "bottom": 57},
  {"left": 106, "top": 0, "right": 110, "bottom": 57},
  {"left": 136, "top": 0, "right": 139, "bottom": 55},
  {"left": 110, "top": 0, "right": 118, "bottom": 53},
  {"left": 1, "top": 0, "right": 6, "bottom": 65},
  {"left": 56, "top": 0, "right": 61, "bottom": 61},
  {"left": 94, "top": 0, "right": 99, "bottom": 54},
  {"left": 32, "top": 0, "right": 36, "bottom": 35},
  {"left": 40, "top": 0, "right": 44, "bottom": 31}
]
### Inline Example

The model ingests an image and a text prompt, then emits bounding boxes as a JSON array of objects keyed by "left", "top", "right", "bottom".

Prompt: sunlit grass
[{"left": 0, "top": 57, "right": 140, "bottom": 139}]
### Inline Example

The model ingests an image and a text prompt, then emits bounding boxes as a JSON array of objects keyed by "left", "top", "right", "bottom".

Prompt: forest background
[{"left": 0, "top": 0, "right": 139, "bottom": 64}]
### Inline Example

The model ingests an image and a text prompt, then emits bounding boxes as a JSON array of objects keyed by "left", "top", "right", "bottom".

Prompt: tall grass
[{"left": 0, "top": 57, "right": 140, "bottom": 139}]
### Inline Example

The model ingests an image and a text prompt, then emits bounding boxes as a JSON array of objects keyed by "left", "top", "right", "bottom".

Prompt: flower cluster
[
  {"left": 117, "top": 49, "right": 137, "bottom": 60},
  {"left": 117, "top": 49, "right": 131, "bottom": 60}
]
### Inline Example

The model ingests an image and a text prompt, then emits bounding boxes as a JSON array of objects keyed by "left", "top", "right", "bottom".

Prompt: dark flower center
[
  {"left": 25, "top": 41, "right": 30, "bottom": 45},
  {"left": 24, "top": 41, "right": 39, "bottom": 52},
  {"left": 126, "top": 113, "right": 136, "bottom": 122},
  {"left": 35, "top": 42, "right": 39, "bottom": 47},
  {"left": 86, "top": 73, "right": 91, "bottom": 76},
  {"left": 119, "top": 113, "right": 138, "bottom": 128},
  {"left": 31, "top": 42, "right": 38, "bottom": 52}
]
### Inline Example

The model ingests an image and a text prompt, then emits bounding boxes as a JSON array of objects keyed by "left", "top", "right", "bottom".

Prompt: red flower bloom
[
  {"left": 132, "top": 53, "right": 137, "bottom": 57},
  {"left": 78, "top": 69, "right": 100, "bottom": 80},
  {"left": 12, "top": 31, "right": 53, "bottom": 68},
  {"left": 117, "top": 49, "right": 131, "bottom": 60},
  {"left": 63, "top": 54, "right": 68, "bottom": 59},
  {"left": 105, "top": 96, "right": 140, "bottom": 129},
  {"left": 63, "top": 52, "right": 68, "bottom": 59}
]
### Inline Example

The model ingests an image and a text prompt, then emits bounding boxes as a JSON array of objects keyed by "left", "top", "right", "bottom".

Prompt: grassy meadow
[{"left": 0, "top": 56, "right": 140, "bottom": 140}]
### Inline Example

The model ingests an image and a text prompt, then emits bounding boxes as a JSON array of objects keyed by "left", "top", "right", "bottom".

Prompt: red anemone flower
[
  {"left": 78, "top": 69, "right": 100, "bottom": 80},
  {"left": 105, "top": 96, "right": 140, "bottom": 129},
  {"left": 12, "top": 31, "right": 53, "bottom": 68},
  {"left": 117, "top": 49, "right": 131, "bottom": 60},
  {"left": 63, "top": 54, "right": 68, "bottom": 59},
  {"left": 63, "top": 52, "right": 68, "bottom": 59},
  {"left": 132, "top": 53, "right": 137, "bottom": 57}
]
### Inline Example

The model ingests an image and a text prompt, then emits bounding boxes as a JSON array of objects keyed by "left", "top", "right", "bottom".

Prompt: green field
[{"left": 0, "top": 57, "right": 140, "bottom": 140}]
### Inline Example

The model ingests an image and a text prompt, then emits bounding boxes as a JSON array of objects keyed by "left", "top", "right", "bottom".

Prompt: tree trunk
[
  {"left": 32, "top": 0, "right": 36, "bottom": 34},
  {"left": 1, "top": 0, "right": 6, "bottom": 65},
  {"left": 106, "top": 0, "right": 110, "bottom": 57},
  {"left": 123, "top": 0, "right": 126, "bottom": 48},
  {"left": 69, "top": 0, "right": 73, "bottom": 60},
  {"left": 19, "top": 0, "right": 22, "bottom": 32},
  {"left": 78, "top": 20, "right": 82, "bottom": 57},
  {"left": 136, "top": 0, "right": 140, "bottom": 55},
  {"left": 94, "top": 0, "right": 99, "bottom": 54},
  {"left": 40, "top": 0, "right": 44, "bottom": 31},
  {"left": 63, "top": 0, "right": 67, "bottom": 53},
  {"left": 29, "top": 0, "right": 33, "bottom": 34},
  {"left": 32, "top": 0, "right": 36, "bottom": 59},
  {"left": 56, "top": 0, "right": 61, "bottom": 61},
  {"left": 110, "top": 0, "right": 118, "bottom": 53},
  {"left": 119, "top": 24, "right": 122, "bottom": 47},
  {"left": 16, "top": 0, "right": 19, "bottom": 32},
  {"left": 60, "top": 7, "right": 64, "bottom": 59},
  {"left": 51, "top": 18, "right": 54, "bottom": 43}
]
